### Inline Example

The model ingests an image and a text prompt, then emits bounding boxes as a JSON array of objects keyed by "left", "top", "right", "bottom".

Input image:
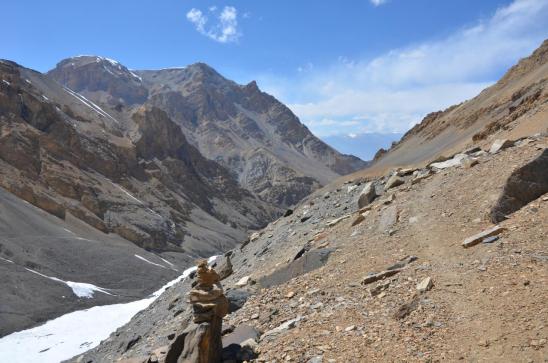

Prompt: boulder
[
  {"left": 385, "top": 175, "right": 405, "bottom": 190},
  {"left": 490, "top": 149, "right": 548, "bottom": 222},
  {"left": 212, "top": 253, "right": 233, "bottom": 280},
  {"left": 225, "top": 289, "right": 250, "bottom": 313},
  {"left": 357, "top": 182, "right": 377, "bottom": 208},
  {"left": 283, "top": 209, "right": 294, "bottom": 217}
]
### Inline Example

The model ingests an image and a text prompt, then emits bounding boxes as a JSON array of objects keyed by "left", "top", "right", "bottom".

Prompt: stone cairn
[
  {"left": 189, "top": 259, "right": 229, "bottom": 325},
  {"left": 167, "top": 259, "right": 229, "bottom": 363}
]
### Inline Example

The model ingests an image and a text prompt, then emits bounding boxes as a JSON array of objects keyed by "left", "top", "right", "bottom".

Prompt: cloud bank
[
  {"left": 186, "top": 6, "right": 240, "bottom": 43},
  {"left": 260, "top": 0, "right": 548, "bottom": 137}
]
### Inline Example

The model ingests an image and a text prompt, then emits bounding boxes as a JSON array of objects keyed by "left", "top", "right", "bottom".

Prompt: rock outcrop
[{"left": 490, "top": 148, "right": 548, "bottom": 222}]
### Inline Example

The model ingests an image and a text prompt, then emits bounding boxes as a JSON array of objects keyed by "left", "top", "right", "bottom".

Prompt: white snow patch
[
  {"left": 135, "top": 254, "right": 167, "bottom": 269},
  {"left": 158, "top": 256, "right": 175, "bottom": 268},
  {"left": 25, "top": 79, "right": 31, "bottom": 84},
  {"left": 25, "top": 268, "right": 113, "bottom": 298},
  {"left": 63, "top": 86, "right": 119, "bottom": 124},
  {"left": 113, "top": 183, "right": 143, "bottom": 204},
  {"left": 42, "top": 95, "right": 49, "bottom": 101},
  {"left": 2, "top": 79, "right": 10, "bottom": 86},
  {"left": 0, "top": 256, "right": 217, "bottom": 363},
  {"left": 0, "top": 256, "right": 14, "bottom": 264}
]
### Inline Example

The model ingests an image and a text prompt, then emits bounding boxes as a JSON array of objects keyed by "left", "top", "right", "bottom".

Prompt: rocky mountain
[
  {"left": 0, "top": 55, "right": 364, "bottom": 337},
  {"left": 48, "top": 57, "right": 367, "bottom": 207},
  {"left": 0, "top": 59, "right": 275, "bottom": 335},
  {"left": 63, "top": 41, "right": 547, "bottom": 363},
  {"left": 368, "top": 39, "right": 548, "bottom": 173}
]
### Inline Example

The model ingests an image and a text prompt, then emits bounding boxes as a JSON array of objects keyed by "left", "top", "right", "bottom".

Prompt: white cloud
[
  {"left": 258, "top": 0, "right": 548, "bottom": 136},
  {"left": 370, "top": 0, "right": 388, "bottom": 6},
  {"left": 186, "top": 6, "right": 241, "bottom": 43}
]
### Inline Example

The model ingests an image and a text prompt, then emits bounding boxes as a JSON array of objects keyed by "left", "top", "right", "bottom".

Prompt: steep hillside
[
  {"left": 48, "top": 57, "right": 367, "bottom": 207},
  {"left": 70, "top": 128, "right": 547, "bottom": 363},
  {"left": 66, "top": 41, "right": 547, "bottom": 363},
  {"left": 368, "top": 39, "right": 548, "bottom": 174}
]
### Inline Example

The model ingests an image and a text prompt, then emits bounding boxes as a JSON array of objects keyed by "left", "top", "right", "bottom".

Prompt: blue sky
[{"left": 3, "top": 0, "right": 548, "bottom": 140}]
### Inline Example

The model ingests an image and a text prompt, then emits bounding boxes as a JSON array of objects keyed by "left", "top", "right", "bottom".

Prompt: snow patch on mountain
[{"left": 0, "top": 256, "right": 218, "bottom": 363}]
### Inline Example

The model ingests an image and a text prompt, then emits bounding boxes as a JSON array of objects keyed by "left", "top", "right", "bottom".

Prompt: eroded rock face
[
  {"left": 0, "top": 60, "right": 276, "bottom": 253},
  {"left": 490, "top": 149, "right": 548, "bottom": 222}
]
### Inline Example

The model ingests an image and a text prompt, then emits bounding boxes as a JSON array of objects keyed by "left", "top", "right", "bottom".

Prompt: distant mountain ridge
[
  {"left": 323, "top": 133, "right": 403, "bottom": 161},
  {"left": 48, "top": 56, "right": 367, "bottom": 206}
]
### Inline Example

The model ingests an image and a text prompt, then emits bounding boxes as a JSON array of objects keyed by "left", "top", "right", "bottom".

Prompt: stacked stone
[
  {"left": 189, "top": 260, "right": 229, "bottom": 323},
  {"left": 166, "top": 259, "right": 228, "bottom": 363}
]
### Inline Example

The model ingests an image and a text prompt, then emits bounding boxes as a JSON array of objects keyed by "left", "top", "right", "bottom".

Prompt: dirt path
[{"left": 226, "top": 140, "right": 547, "bottom": 362}]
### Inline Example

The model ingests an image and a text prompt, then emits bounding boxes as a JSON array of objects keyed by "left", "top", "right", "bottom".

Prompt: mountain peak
[{"left": 48, "top": 55, "right": 148, "bottom": 104}]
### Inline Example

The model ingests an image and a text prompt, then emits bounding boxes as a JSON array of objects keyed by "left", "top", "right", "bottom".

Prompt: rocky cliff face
[{"left": 48, "top": 57, "right": 367, "bottom": 207}]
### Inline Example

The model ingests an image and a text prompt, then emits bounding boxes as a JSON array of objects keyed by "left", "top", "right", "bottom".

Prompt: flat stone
[
  {"left": 489, "top": 139, "right": 514, "bottom": 153},
  {"left": 430, "top": 153, "right": 468, "bottom": 169},
  {"left": 482, "top": 236, "right": 499, "bottom": 244},
  {"left": 462, "top": 225, "right": 506, "bottom": 248},
  {"left": 362, "top": 268, "right": 403, "bottom": 285},
  {"left": 222, "top": 325, "right": 260, "bottom": 347},
  {"left": 235, "top": 275, "right": 252, "bottom": 287},
  {"left": 351, "top": 214, "right": 366, "bottom": 226},
  {"left": 416, "top": 277, "right": 433, "bottom": 292},
  {"left": 308, "top": 356, "right": 323, "bottom": 363},
  {"left": 378, "top": 206, "right": 398, "bottom": 232},
  {"left": 260, "top": 316, "right": 302, "bottom": 341},
  {"left": 258, "top": 248, "right": 335, "bottom": 288},
  {"left": 326, "top": 214, "right": 350, "bottom": 227}
]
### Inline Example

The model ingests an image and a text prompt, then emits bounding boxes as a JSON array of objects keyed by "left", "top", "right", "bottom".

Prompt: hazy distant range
[{"left": 323, "top": 133, "right": 403, "bottom": 161}]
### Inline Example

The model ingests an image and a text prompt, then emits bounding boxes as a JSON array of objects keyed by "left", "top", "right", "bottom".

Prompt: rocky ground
[
  {"left": 226, "top": 137, "right": 547, "bottom": 363},
  {"left": 73, "top": 134, "right": 547, "bottom": 362}
]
